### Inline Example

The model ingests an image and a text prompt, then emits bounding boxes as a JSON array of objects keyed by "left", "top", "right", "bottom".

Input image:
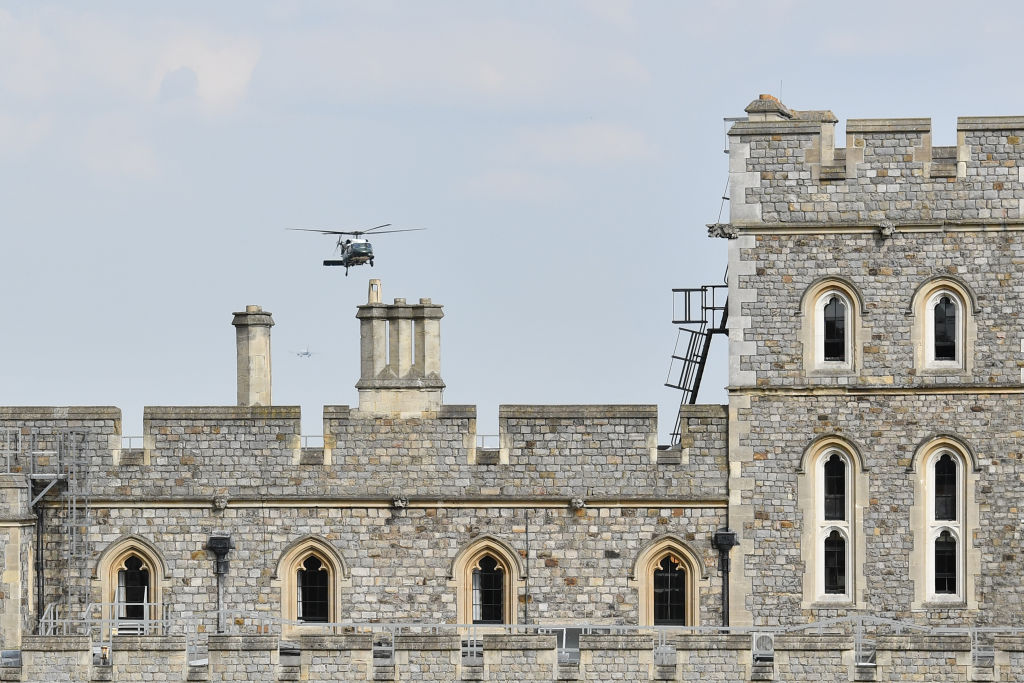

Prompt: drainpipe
[
  {"left": 207, "top": 535, "right": 234, "bottom": 633},
  {"left": 711, "top": 529, "right": 738, "bottom": 627},
  {"left": 35, "top": 505, "right": 44, "bottom": 632}
]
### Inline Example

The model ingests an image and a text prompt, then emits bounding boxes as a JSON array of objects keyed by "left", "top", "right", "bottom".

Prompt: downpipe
[
  {"left": 207, "top": 535, "right": 234, "bottom": 634},
  {"left": 34, "top": 504, "right": 44, "bottom": 633},
  {"left": 712, "top": 529, "right": 738, "bottom": 627}
]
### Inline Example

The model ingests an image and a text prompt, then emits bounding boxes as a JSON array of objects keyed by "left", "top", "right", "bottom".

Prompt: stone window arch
[
  {"left": 274, "top": 536, "right": 348, "bottom": 626},
  {"left": 925, "top": 447, "right": 965, "bottom": 601},
  {"left": 909, "top": 436, "right": 979, "bottom": 608},
  {"left": 910, "top": 277, "right": 977, "bottom": 374},
  {"left": 798, "top": 436, "right": 868, "bottom": 607},
  {"left": 95, "top": 537, "right": 166, "bottom": 633},
  {"left": 800, "top": 278, "right": 862, "bottom": 374},
  {"left": 632, "top": 535, "right": 703, "bottom": 626},
  {"left": 450, "top": 536, "right": 524, "bottom": 626}
]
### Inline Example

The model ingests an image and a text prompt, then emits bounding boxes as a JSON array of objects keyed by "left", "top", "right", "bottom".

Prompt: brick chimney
[
  {"left": 231, "top": 305, "right": 274, "bottom": 407},
  {"left": 355, "top": 280, "right": 444, "bottom": 415}
]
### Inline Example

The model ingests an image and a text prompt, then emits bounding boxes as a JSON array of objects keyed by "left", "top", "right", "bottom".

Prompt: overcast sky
[{"left": 3, "top": 1, "right": 1023, "bottom": 441}]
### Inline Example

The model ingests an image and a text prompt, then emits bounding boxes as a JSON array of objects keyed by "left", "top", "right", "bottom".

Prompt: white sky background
[{"left": 2, "top": 0, "right": 1023, "bottom": 440}]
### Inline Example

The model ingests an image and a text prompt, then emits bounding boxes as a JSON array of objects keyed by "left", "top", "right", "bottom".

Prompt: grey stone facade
[{"left": 5, "top": 97, "right": 1024, "bottom": 680}]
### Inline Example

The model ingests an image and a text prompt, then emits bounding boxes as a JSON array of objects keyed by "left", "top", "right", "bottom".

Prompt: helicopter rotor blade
[
  {"left": 287, "top": 224, "right": 424, "bottom": 237},
  {"left": 287, "top": 228, "right": 363, "bottom": 236},
  {"left": 359, "top": 228, "right": 427, "bottom": 235}
]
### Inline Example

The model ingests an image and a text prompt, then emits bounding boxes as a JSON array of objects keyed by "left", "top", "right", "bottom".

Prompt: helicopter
[{"left": 289, "top": 224, "right": 425, "bottom": 275}]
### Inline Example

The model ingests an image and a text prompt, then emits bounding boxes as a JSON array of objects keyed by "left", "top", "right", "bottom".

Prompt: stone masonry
[{"left": 4, "top": 99, "right": 1024, "bottom": 680}]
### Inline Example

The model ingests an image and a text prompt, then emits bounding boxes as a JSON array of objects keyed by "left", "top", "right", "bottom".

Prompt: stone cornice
[
  {"left": 727, "top": 219, "right": 1024, "bottom": 235},
  {"left": 729, "top": 385, "right": 1024, "bottom": 397}
]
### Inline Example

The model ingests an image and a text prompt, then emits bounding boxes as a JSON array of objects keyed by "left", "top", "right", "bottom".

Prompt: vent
[{"left": 751, "top": 632, "right": 775, "bottom": 663}]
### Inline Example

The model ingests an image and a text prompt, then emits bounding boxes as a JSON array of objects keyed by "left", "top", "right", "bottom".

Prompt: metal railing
[
  {"left": 120, "top": 436, "right": 144, "bottom": 450},
  {"left": 301, "top": 435, "right": 324, "bottom": 448},
  {"left": 475, "top": 434, "right": 499, "bottom": 449}
]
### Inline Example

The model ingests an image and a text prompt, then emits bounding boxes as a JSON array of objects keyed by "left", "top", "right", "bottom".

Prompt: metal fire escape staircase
[
  {"left": 1, "top": 428, "right": 91, "bottom": 627},
  {"left": 664, "top": 285, "right": 728, "bottom": 444}
]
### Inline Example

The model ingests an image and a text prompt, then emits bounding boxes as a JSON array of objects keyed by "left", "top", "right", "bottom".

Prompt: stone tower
[{"left": 719, "top": 94, "right": 1024, "bottom": 629}]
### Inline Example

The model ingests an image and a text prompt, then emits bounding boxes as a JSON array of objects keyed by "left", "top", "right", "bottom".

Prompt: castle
[{"left": 3, "top": 95, "right": 1024, "bottom": 681}]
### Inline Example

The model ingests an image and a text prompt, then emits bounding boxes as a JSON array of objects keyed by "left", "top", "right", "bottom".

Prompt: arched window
[
  {"left": 817, "top": 449, "right": 852, "bottom": 600},
  {"left": 96, "top": 537, "right": 165, "bottom": 634},
  {"left": 933, "top": 296, "right": 957, "bottom": 361},
  {"left": 822, "top": 296, "right": 847, "bottom": 362},
  {"left": 800, "top": 439, "right": 863, "bottom": 604},
  {"left": 802, "top": 281, "right": 859, "bottom": 374},
  {"left": 452, "top": 537, "right": 523, "bottom": 627},
  {"left": 823, "top": 530, "right": 846, "bottom": 595},
  {"left": 472, "top": 555, "right": 505, "bottom": 624},
  {"left": 275, "top": 537, "right": 347, "bottom": 628},
  {"left": 633, "top": 536, "right": 703, "bottom": 626},
  {"left": 913, "top": 280, "right": 973, "bottom": 373},
  {"left": 923, "top": 446, "right": 966, "bottom": 602},
  {"left": 934, "top": 453, "right": 957, "bottom": 521},
  {"left": 297, "top": 555, "right": 330, "bottom": 623},
  {"left": 934, "top": 530, "right": 958, "bottom": 595},
  {"left": 823, "top": 453, "right": 846, "bottom": 521},
  {"left": 116, "top": 555, "right": 151, "bottom": 623},
  {"left": 652, "top": 554, "right": 687, "bottom": 625}
]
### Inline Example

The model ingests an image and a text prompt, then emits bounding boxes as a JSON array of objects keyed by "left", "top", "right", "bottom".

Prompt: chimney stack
[
  {"left": 355, "top": 281, "right": 444, "bottom": 415},
  {"left": 231, "top": 305, "right": 274, "bottom": 407}
]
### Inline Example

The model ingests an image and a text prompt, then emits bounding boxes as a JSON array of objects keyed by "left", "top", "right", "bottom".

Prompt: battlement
[
  {"left": 727, "top": 95, "right": 1024, "bottom": 226},
  {"left": 0, "top": 402, "right": 727, "bottom": 503}
]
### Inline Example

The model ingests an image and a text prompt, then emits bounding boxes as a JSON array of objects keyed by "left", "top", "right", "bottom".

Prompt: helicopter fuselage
[{"left": 324, "top": 238, "right": 374, "bottom": 273}]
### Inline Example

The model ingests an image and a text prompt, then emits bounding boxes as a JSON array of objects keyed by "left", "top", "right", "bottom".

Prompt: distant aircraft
[{"left": 292, "top": 347, "right": 317, "bottom": 359}]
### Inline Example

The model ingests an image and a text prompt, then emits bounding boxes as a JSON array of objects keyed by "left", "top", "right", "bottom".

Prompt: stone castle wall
[
  {"left": 0, "top": 404, "right": 730, "bottom": 651},
  {"left": 7, "top": 98, "right": 1024, "bottom": 680}
]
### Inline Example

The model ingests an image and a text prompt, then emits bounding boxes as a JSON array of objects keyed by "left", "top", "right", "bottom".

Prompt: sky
[{"left": 3, "top": 0, "right": 1024, "bottom": 441}]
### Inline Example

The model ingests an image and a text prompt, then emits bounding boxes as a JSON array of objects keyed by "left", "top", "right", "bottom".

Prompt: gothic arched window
[
  {"left": 453, "top": 537, "right": 523, "bottom": 627},
  {"left": 275, "top": 537, "right": 347, "bottom": 628},
  {"left": 116, "top": 555, "right": 151, "bottom": 622},
  {"left": 652, "top": 554, "right": 687, "bottom": 625},
  {"left": 297, "top": 555, "right": 330, "bottom": 623},
  {"left": 472, "top": 555, "right": 506, "bottom": 624}
]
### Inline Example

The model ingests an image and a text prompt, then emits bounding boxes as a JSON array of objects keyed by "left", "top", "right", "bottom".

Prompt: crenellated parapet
[
  {"left": 726, "top": 95, "right": 1024, "bottom": 226},
  {"left": 0, "top": 403, "right": 726, "bottom": 503}
]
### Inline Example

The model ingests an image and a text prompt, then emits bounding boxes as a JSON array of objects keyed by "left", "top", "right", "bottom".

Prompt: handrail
[
  {"left": 475, "top": 434, "right": 499, "bottom": 449},
  {"left": 301, "top": 435, "right": 324, "bottom": 448}
]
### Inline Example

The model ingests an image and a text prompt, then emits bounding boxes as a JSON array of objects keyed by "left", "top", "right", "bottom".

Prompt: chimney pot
[{"left": 367, "top": 279, "right": 382, "bottom": 304}]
